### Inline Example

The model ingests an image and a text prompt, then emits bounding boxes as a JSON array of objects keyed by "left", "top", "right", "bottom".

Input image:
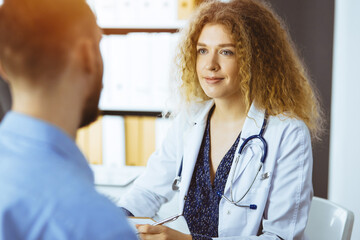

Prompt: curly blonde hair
[{"left": 176, "top": 0, "right": 323, "bottom": 139}]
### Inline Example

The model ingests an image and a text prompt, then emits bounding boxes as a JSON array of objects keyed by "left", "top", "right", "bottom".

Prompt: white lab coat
[{"left": 120, "top": 100, "right": 313, "bottom": 240}]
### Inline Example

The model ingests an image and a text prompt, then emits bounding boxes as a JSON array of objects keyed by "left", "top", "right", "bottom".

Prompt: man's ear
[
  {"left": 77, "top": 38, "right": 96, "bottom": 75},
  {"left": 0, "top": 61, "right": 9, "bottom": 83}
]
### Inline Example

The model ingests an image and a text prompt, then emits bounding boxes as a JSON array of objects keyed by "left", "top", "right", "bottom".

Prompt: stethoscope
[{"left": 172, "top": 114, "right": 268, "bottom": 210}]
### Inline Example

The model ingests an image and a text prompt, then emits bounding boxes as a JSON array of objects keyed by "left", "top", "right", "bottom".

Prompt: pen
[{"left": 151, "top": 213, "right": 182, "bottom": 226}]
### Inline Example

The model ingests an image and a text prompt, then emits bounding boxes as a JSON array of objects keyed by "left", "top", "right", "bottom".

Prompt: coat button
[{"left": 227, "top": 210, "right": 231, "bottom": 215}]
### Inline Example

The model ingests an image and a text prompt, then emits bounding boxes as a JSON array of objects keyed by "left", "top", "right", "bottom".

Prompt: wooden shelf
[
  {"left": 102, "top": 28, "right": 179, "bottom": 35},
  {"left": 100, "top": 110, "right": 165, "bottom": 118}
]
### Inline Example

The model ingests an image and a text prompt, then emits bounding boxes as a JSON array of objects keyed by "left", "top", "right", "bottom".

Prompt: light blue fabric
[{"left": 0, "top": 111, "right": 137, "bottom": 240}]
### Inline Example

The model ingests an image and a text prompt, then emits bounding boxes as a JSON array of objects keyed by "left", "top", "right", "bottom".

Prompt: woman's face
[{"left": 196, "top": 23, "right": 241, "bottom": 101}]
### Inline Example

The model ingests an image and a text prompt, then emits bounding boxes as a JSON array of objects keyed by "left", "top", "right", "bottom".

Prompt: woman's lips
[{"left": 204, "top": 77, "right": 224, "bottom": 84}]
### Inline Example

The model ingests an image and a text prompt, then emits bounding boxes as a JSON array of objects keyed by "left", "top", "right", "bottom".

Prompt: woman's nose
[{"left": 205, "top": 54, "right": 220, "bottom": 71}]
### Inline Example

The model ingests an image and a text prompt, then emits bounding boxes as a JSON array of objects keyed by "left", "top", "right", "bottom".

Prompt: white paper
[
  {"left": 91, "top": 165, "right": 145, "bottom": 186},
  {"left": 102, "top": 115, "right": 126, "bottom": 167},
  {"left": 129, "top": 216, "right": 190, "bottom": 235},
  {"left": 129, "top": 217, "right": 156, "bottom": 225},
  {"left": 99, "top": 32, "right": 179, "bottom": 112},
  {"left": 155, "top": 118, "right": 173, "bottom": 149},
  {"left": 88, "top": 0, "right": 185, "bottom": 28}
]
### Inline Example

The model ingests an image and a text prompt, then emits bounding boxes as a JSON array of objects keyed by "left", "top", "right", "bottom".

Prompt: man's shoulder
[
  {"left": 49, "top": 189, "right": 136, "bottom": 239},
  {"left": 0, "top": 180, "right": 136, "bottom": 240}
]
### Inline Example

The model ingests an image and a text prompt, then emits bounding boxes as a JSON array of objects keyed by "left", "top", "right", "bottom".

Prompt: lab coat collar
[
  {"left": 186, "top": 100, "right": 265, "bottom": 135},
  {"left": 186, "top": 100, "right": 215, "bottom": 126},
  {"left": 179, "top": 100, "right": 213, "bottom": 212}
]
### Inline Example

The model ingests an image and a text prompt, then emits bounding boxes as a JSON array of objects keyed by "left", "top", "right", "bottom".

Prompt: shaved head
[
  {"left": 0, "top": 0, "right": 104, "bottom": 129},
  {"left": 0, "top": 0, "right": 97, "bottom": 82}
]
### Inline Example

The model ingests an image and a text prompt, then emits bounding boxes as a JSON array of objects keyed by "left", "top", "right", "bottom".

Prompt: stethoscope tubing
[
  {"left": 238, "top": 116, "right": 268, "bottom": 163},
  {"left": 226, "top": 115, "right": 268, "bottom": 208},
  {"left": 172, "top": 113, "right": 268, "bottom": 210}
]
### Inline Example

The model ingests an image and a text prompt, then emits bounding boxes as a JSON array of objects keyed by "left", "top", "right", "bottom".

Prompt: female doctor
[{"left": 119, "top": 0, "right": 323, "bottom": 239}]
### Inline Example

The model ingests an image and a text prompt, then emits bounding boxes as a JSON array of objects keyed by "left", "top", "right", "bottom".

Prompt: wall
[
  {"left": 269, "top": 0, "right": 334, "bottom": 198},
  {"left": 329, "top": 0, "right": 360, "bottom": 239}
]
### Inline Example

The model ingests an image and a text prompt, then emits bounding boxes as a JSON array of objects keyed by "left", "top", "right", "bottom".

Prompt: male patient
[{"left": 0, "top": 0, "right": 137, "bottom": 239}]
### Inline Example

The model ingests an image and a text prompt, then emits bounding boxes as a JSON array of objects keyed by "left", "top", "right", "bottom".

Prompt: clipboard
[
  {"left": 127, "top": 216, "right": 190, "bottom": 235},
  {"left": 128, "top": 217, "right": 156, "bottom": 225},
  {"left": 128, "top": 216, "right": 156, "bottom": 234}
]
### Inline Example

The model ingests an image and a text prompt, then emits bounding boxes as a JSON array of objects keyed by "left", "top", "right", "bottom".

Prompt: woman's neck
[{"left": 212, "top": 97, "right": 248, "bottom": 123}]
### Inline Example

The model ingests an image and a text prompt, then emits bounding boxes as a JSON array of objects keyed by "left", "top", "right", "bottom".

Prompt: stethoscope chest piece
[
  {"left": 172, "top": 176, "right": 181, "bottom": 191},
  {"left": 172, "top": 157, "right": 184, "bottom": 191}
]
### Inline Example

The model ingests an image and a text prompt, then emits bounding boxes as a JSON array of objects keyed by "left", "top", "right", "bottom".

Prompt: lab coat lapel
[
  {"left": 179, "top": 101, "right": 214, "bottom": 212},
  {"left": 224, "top": 103, "right": 265, "bottom": 193}
]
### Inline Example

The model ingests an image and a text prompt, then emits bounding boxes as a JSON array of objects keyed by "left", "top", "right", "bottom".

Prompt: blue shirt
[
  {"left": 0, "top": 112, "right": 137, "bottom": 240},
  {"left": 183, "top": 107, "right": 240, "bottom": 240}
]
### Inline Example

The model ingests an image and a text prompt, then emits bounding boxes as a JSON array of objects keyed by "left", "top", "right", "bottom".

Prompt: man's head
[{"left": 0, "top": 0, "right": 103, "bottom": 128}]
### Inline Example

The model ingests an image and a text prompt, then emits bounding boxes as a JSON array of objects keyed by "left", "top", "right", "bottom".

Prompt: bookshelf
[{"left": 77, "top": 0, "right": 198, "bottom": 183}]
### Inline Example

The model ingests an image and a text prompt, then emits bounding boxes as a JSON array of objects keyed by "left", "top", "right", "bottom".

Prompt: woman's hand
[{"left": 136, "top": 224, "right": 192, "bottom": 240}]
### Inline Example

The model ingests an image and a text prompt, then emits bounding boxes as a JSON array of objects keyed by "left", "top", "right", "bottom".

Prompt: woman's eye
[
  {"left": 220, "top": 49, "right": 234, "bottom": 56},
  {"left": 197, "top": 48, "right": 207, "bottom": 54}
]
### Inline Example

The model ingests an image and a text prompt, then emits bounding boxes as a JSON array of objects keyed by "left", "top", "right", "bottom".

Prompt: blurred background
[{"left": 0, "top": 0, "right": 359, "bottom": 238}]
